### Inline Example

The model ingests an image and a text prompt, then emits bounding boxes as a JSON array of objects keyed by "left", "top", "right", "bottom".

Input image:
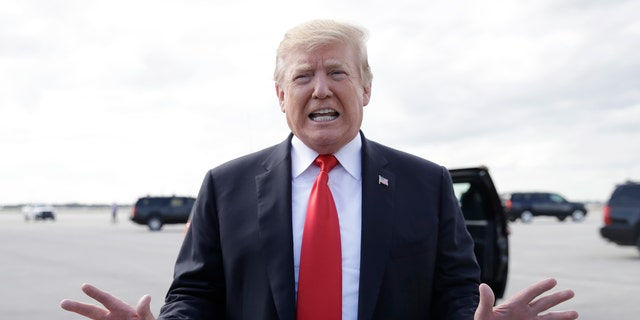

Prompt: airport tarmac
[{"left": 0, "top": 205, "right": 638, "bottom": 319}]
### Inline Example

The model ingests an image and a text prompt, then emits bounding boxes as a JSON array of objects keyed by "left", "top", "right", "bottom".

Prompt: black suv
[
  {"left": 450, "top": 167, "right": 509, "bottom": 300},
  {"left": 600, "top": 181, "right": 640, "bottom": 252},
  {"left": 130, "top": 196, "right": 196, "bottom": 231},
  {"left": 503, "top": 192, "right": 587, "bottom": 223}
]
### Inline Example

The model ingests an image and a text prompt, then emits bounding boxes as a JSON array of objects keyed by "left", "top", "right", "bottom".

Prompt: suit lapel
[
  {"left": 357, "top": 136, "right": 395, "bottom": 320},
  {"left": 256, "top": 136, "right": 296, "bottom": 320},
  {"left": 254, "top": 134, "right": 396, "bottom": 320}
]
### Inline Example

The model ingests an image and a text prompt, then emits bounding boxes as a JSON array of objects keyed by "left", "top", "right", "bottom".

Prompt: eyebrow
[
  {"left": 290, "top": 59, "right": 348, "bottom": 74},
  {"left": 290, "top": 63, "right": 314, "bottom": 74},
  {"left": 324, "top": 60, "right": 348, "bottom": 71}
]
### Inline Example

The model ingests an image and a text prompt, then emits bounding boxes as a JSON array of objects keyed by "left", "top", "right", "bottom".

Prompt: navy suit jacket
[{"left": 159, "top": 133, "right": 480, "bottom": 319}]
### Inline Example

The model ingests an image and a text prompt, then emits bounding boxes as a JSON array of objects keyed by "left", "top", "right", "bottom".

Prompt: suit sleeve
[
  {"left": 158, "top": 170, "right": 226, "bottom": 319},
  {"left": 430, "top": 166, "right": 481, "bottom": 319}
]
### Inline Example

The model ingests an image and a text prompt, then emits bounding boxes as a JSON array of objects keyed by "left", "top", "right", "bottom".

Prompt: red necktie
[{"left": 297, "top": 154, "right": 341, "bottom": 320}]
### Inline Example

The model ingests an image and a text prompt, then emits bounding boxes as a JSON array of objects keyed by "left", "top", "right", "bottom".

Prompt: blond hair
[{"left": 273, "top": 19, "right": 373, "bottom": 87}]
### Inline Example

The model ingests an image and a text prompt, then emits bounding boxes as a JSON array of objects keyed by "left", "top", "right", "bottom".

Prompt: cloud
[{"left": 1, "top": 0, "right": 638, "bottom": 203}]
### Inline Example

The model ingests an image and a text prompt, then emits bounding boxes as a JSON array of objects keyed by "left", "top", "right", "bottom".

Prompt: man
[
  {"left": 61, "top": 19, "right": 578, "bottom": 319},
  {"left": 111, "top": 203, "right": 118, "bottom": 224}
]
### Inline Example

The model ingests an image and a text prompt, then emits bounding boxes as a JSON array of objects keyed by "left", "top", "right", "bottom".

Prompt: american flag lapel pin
[{"left": 378, "top": 175, "right": 389, "bottom": 186}]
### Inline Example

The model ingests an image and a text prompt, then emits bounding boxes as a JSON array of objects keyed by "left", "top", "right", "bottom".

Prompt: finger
[
  {"left": 81, "top": 283, "right": 131, "bottom": 312},
  {"left": 136, "top": 294, "right": 156, "bottom": 320},
  {"left": 474, "top": 283, "right": 495, "bottom": 319},
  {"left": 510, "top": 278, "right": 558, "bottom": 305},
  {"left": 530, "top": 289, "right": 575, "bottom": 313},
  {"left": 60, "top": 299, "right": 108, "bottom": 320},
  {"left": 539, "top": 310, "right": 579, "bottom": 320}
]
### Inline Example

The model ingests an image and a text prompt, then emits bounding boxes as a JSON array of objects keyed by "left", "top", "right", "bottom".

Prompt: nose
[{"left": 312, "top": 74, "right": 333, "bottom": 99}]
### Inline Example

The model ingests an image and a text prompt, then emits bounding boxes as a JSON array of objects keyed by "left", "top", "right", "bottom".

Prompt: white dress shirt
[{"left": 291, "top": 133, "right": 362, "bottom": 320}]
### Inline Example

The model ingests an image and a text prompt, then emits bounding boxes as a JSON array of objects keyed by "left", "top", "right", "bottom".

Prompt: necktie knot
[{"left": 315, "top": 154, "right": 338, "bottom": 173}]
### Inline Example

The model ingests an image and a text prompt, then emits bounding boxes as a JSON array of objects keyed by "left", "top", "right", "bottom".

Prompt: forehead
[{"left": 286, "top": 42, "right": 359, "bottom": 71}]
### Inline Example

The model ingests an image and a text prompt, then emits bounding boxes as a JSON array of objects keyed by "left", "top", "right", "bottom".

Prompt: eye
[
  {"left": 329, "top": 70, "right": 348, "bottom": 80},
  {"left": 293, "top": 73, "right": 312, "bottom": 84}
]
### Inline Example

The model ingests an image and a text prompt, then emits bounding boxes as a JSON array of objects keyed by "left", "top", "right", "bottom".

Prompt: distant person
[
  {"left": 111, "top": 203, "right": 118, "bottom": 224},
  {"left": 61, "top": 19, "right": 578, "bottom": 319}
]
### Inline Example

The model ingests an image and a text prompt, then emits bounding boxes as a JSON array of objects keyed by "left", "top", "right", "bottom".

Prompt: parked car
[
  {"left": 21, "top": 204, "right": 56, "bottom": 221},
  {"left": 600, "top": 181, "right": 640, "bottom": 252},
  {"left": 450, "top": 166, "right": 509, "bottom": 300},
  {"left": 503, "top": 192, "right": 587, "bottom": 223},
  {"left": 130, "top": 196, "right": 196, "bottom": 231}
]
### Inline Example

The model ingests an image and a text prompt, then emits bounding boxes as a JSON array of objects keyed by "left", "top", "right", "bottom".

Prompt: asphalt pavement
[{"left": 0, "top": 205, "right": 637, "bottom": 319}]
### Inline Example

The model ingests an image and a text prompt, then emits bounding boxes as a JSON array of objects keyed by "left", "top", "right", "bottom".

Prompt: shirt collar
[{"left": 291, "top": 133, "right": 362, "bottom": 180}]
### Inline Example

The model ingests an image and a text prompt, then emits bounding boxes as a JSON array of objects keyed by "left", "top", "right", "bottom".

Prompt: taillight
[
  {"left": 505, "top": 199, "right": 512, "bottom": 211},
  {"left": 132, "top": 206, "right": 137, "bottom": 218},
  {"left": 603, "top": 205, "right": 611, "bottom": 225}
]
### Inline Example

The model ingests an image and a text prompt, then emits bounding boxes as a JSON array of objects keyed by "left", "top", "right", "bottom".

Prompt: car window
[
  {"left": 549, "top": 194, "right": 566, "bottom": 203},
  {"left": 170, "top": 198, "right": 185, "bottom": 207},
  {"left": 611, "top": 185, "right": 640, "bottom": 205},
  {"left": 453, "top": 182, "right": 485, "bottom": 221},
  {"left": 139, "top": 198, "right": 171, "bottom": 206},
  {"left": 453, "top": 182, "right": 471, "bottom": 204},
  {"left": 511, "top": 193, "right": 523, "bottom": 201},
  {"left": 532, "top": 193, "right": 548, "bottom": 202}
]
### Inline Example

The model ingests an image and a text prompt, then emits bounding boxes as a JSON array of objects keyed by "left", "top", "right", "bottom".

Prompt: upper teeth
[{"left": 310, "top": 108, "right": 338, "bottom": 121}]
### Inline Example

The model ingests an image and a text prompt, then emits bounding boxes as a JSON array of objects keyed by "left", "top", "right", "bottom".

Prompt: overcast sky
[{"left": 1, "top": 0, "right": 638, "bottom": 205}]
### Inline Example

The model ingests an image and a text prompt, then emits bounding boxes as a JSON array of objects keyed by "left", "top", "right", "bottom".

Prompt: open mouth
[{"left": 309, "top": 108, "right": 339, "bottom": 122}]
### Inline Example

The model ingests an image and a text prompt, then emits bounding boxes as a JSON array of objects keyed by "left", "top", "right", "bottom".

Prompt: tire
[
  {"left": 557, "top": 215, "right": 567, "bottom": 222},
  {"left": 571, "top": 210, "right": 585, "bottom": 222},
  {"left": 147, "top": 217, "right": 163, "bottom": 231},
  {"left": 520, "top": 210, "right": 534, "bottom": 223}
]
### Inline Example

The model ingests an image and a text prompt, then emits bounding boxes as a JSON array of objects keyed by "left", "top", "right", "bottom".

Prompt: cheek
[
  {"left": 283, "top": 92, "right": 305, "bottom": 116},
  {"left": 345, "top": 97, "right": 365, "bottom": 118},
  {"left": 284, "top": 107, "right": 299, "bottom": 124}
]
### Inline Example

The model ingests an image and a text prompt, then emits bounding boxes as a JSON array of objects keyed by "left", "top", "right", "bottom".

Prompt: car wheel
[
  {"left": 520, "top": 211, "right": 534, "bottom": 223},
  {"left": 571, "top": 210, "right": 585, "bottom": 222},
  {"left": 557, "top": 215, "right": 567, "bottom": 222},
  {"left": 147, "top": 217, "right": 163, "bottom": 231}
]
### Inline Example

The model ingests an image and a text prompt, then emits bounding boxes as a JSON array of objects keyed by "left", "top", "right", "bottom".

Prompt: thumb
[
  {"left": 474, "top": 283, "right": 495, "bottom": 320},
  {"left": 136, "top": 294, "right": 156, "bottom": 320}
]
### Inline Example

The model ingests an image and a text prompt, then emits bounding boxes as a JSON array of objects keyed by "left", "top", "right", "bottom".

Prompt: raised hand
[
  {"left": 60, "top": 283, "right": 156, "bottom": 320},
  {"left": 475, "top": 278, "right": 578, "bottom": 320}
]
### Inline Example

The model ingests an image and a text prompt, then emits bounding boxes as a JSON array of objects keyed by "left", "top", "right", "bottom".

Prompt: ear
[
  {"left": 275, "top": 82, "right": 286, "bottom": 112},
  {"left": 362, "top": 84, "right": 372, "bottom": 106}
]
